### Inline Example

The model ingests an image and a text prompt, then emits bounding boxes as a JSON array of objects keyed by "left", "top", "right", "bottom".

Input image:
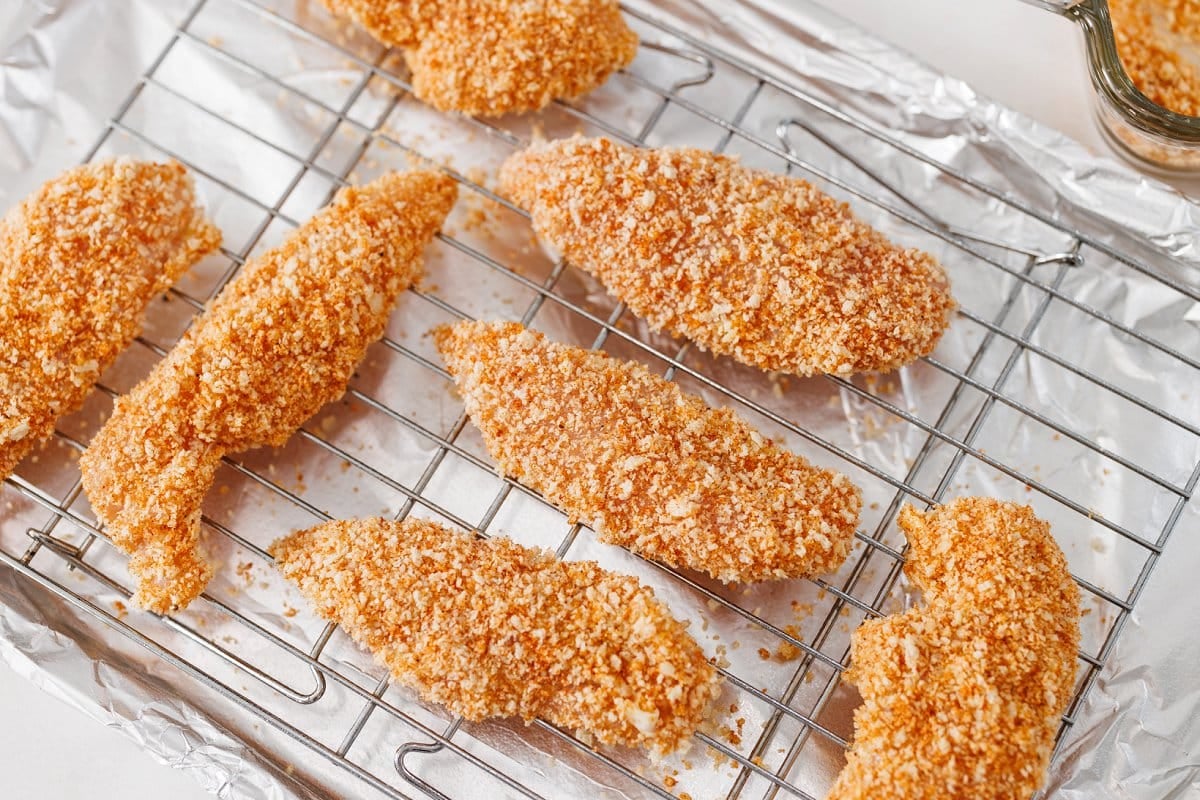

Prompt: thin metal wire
[{"left": 0, "top": 1, "right": 1195, "bottom": 800}]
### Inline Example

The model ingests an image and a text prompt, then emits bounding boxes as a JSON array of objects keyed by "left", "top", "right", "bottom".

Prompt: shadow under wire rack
[{"left": 1, "top": 1, "right": 1198, "bottom": 799}]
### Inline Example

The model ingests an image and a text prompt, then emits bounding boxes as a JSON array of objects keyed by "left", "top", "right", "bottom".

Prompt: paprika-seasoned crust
[
  {"left": 435, "top": 320, "right": 861, "bottom": 583},
  {"left": 828, "top": 498, "right": 1081, "bottom": 800},
  {"left": 321, "top": 0, "right": 638, "bottom": 115},
  {"left": 500, "top": 136, "right": 955, "bottom": 377},
  {"left": 271, "top": 516, "right": 721, "bottom": 754},
  {"left": 0, "top": 158, "right": 219, "bottom": 481},
  {"left": 79, "top": 171, "right": 456, "bottom": 614}
]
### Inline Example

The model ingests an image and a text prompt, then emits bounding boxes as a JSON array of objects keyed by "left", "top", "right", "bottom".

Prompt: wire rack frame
[{"left": 0, "top": 1, "right": 1197, "bottom": 799}]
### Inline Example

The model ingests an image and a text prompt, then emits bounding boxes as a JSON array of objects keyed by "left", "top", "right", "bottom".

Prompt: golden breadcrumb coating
[
  {"left": 321, "top": 0, "right": 638, "bottom": 116},
  {"left": 829, "top": 498, "right": 1081, "bottom": 800},
  {"left": 271, "top": 517, "right": 720, "bottom": 754},
  {"left": 499, "top": 136, "right": 955, "bottom": 376},
  {"left": 0, "top": 158, "right": 219, "bottom": 481},
  {"left": 435, "top": 320, "right": 861, "bottom": 583},
  {"left": 1111, "top": 0, "right": 1200, "bottom": 117},
  {"left": 79, "top": 172, "right": 456, "bottom": 613}
]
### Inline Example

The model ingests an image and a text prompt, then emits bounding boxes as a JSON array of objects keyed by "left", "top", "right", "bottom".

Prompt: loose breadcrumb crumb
[
  {"left": 1111, "top": 0, "right": 1200, "bottom": 117},
  {"left": 435, "top": 321, "right": 861, "bottom": 583},
  {"left": 270, "top": 517, "right": 720, "bottom": 754},
  {"left": 828, "top": 498, "right": 1081, "bottom": 800},
  {"left": 321, "top": 0, "right": 637, "bottom": 115},
  {"left": 0, "top": 159, "right": 219, "bottom": 480},
  {"left": 79, "top": 171, "right": 456, "bottom": 614},
  {"left": 775, "top": 626, "right": 802, "bottom": 662},
  {"left": 499, "top": 136, "right": 955, "bottom": 377}
]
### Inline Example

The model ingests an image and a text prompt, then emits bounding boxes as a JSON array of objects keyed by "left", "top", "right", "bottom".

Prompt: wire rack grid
[{"left": 1, "top": 1, "right": 1198, "bottom": 799}]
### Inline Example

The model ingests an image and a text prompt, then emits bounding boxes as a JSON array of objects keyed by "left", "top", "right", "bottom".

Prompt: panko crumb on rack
[
  {"left": 0, "top": 158, "right": 220, "bottom": 481},
  {"left": 320, "top": 0, "right": 638, "bottom": 116},
  {"left": 270, "top": 516, "right": 721, "bottom": 755},
  {"left": 500, "top": 136, "right": 956, "bottom": 377},
  {"left": 79, "top": 171, "right": 456, "bottom": 614},
  {"left": 435, "top": 320, "right": 862, "bottom": 583},
  {"left": 828, "top": 497, "right": 1081, "bottom": 800}
]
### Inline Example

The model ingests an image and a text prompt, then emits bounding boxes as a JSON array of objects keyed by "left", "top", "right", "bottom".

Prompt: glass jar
[{"left": 1027, "top": 0, "right": 1200, "bottom": 174}]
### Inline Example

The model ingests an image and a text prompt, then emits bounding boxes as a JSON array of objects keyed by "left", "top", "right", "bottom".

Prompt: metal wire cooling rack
[{"left": 2, "top": 1, "right": 1198, "bottom": 798}]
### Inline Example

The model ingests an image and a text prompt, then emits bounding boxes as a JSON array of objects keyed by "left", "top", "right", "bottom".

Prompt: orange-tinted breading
[
  {"left": 829, "top": 498, "right": 1081, "bottom": 800},
  {"left": 499, "top": 136, "right": 955, "bottom": 377},
  {"left": 0, "top": 159, "right": 219, "bottom": 480},
  {"left": 79, "top": 172, "right": 456, "bottom": 614},
  {"left": 435, "top": 320, "right": 861, "bottom": 583},
  {"left": 271, "top": 517, "right": 720, "bottom": 754},
  {"left": 321, "top": 0, "right": 638, "bottom": 116}
]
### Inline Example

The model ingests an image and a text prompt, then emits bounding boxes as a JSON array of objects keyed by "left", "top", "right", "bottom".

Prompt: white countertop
[
  {"left": 0, "top": 2, "right": 1185, "bottom": 798},
  {"left": 0, "top": 658, "right": 212, "bottom": 799}
]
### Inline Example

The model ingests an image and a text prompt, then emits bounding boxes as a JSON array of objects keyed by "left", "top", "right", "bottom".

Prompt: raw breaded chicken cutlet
[
  {"left": 435, "top": 320, "right": 862, "bottom": 583},
  {"left": 80, "top": 171, "right": 456, "bottom": 613},
  {"left": 0, "top": 159, "right": 219, "bottom": 481},
  {"left": 321, "top": 0, "right": 638, "bottom": 115},
  {"left": 272, "top": 517, "right": 721, "bottom": 755},
  {"left": 829, "top": 498, "right": 1081, "bottom": 800},
  {"left": 500, "top": 136, "right": 956, "bottom": 376}
]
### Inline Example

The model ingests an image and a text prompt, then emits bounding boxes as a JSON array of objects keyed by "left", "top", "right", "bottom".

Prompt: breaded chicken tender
[
  {"left": 435, "top": 320, "right": 861, "bottom": 583},
  {"left": 0, "top": 159, "right": 219, "bottom": 481},
  {"left": 271, "top": 516, "right": 720, "bottom": 754},
  {"left": 80, "top": 171, "right": 456, "bottom": 613},
  {"left": 829, "top": 498, "right": 1081, "bottom": 800},
  {"left": 320, "top": 0, "right": 638, "bottom": 115},
  {"left": 500, "top": 136, "right": 956, "bottom": 376}
]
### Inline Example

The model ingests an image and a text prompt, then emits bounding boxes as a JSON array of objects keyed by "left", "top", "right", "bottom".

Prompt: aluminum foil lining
[{"left": 1, "top": 1, "right": 1198, "bottom": 798}]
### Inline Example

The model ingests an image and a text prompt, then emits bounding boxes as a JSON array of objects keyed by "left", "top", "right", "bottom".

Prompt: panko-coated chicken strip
[
  {"left": 829, "top": 498, "right": 1080, "bottom": 800},
  {"left": 271, "top": 516, "right": 721, "bottom": 754},
  {"left": 80, "top": 171, "right": 456, "bottom": 614},
  {"left": 434, "top": 320, "right": 861, "bottom": 583},
  {"left": 0, "top": 158, "right": 219, "bottom": 481},
  {"left": 320, "top": 0, "right": 637, "bottom": 116},
  {"left": 500, "top": 136, "right": 956, "bottom": 376}
]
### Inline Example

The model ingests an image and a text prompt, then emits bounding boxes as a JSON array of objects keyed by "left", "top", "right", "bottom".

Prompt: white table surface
[{"left": 0, "top": 2, "right": 1184, "bottom": 799}]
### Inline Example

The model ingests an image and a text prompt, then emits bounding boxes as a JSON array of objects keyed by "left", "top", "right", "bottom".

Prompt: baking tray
[{"left": 0, "top": 1, "right": 1197, "bottom": 798}]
